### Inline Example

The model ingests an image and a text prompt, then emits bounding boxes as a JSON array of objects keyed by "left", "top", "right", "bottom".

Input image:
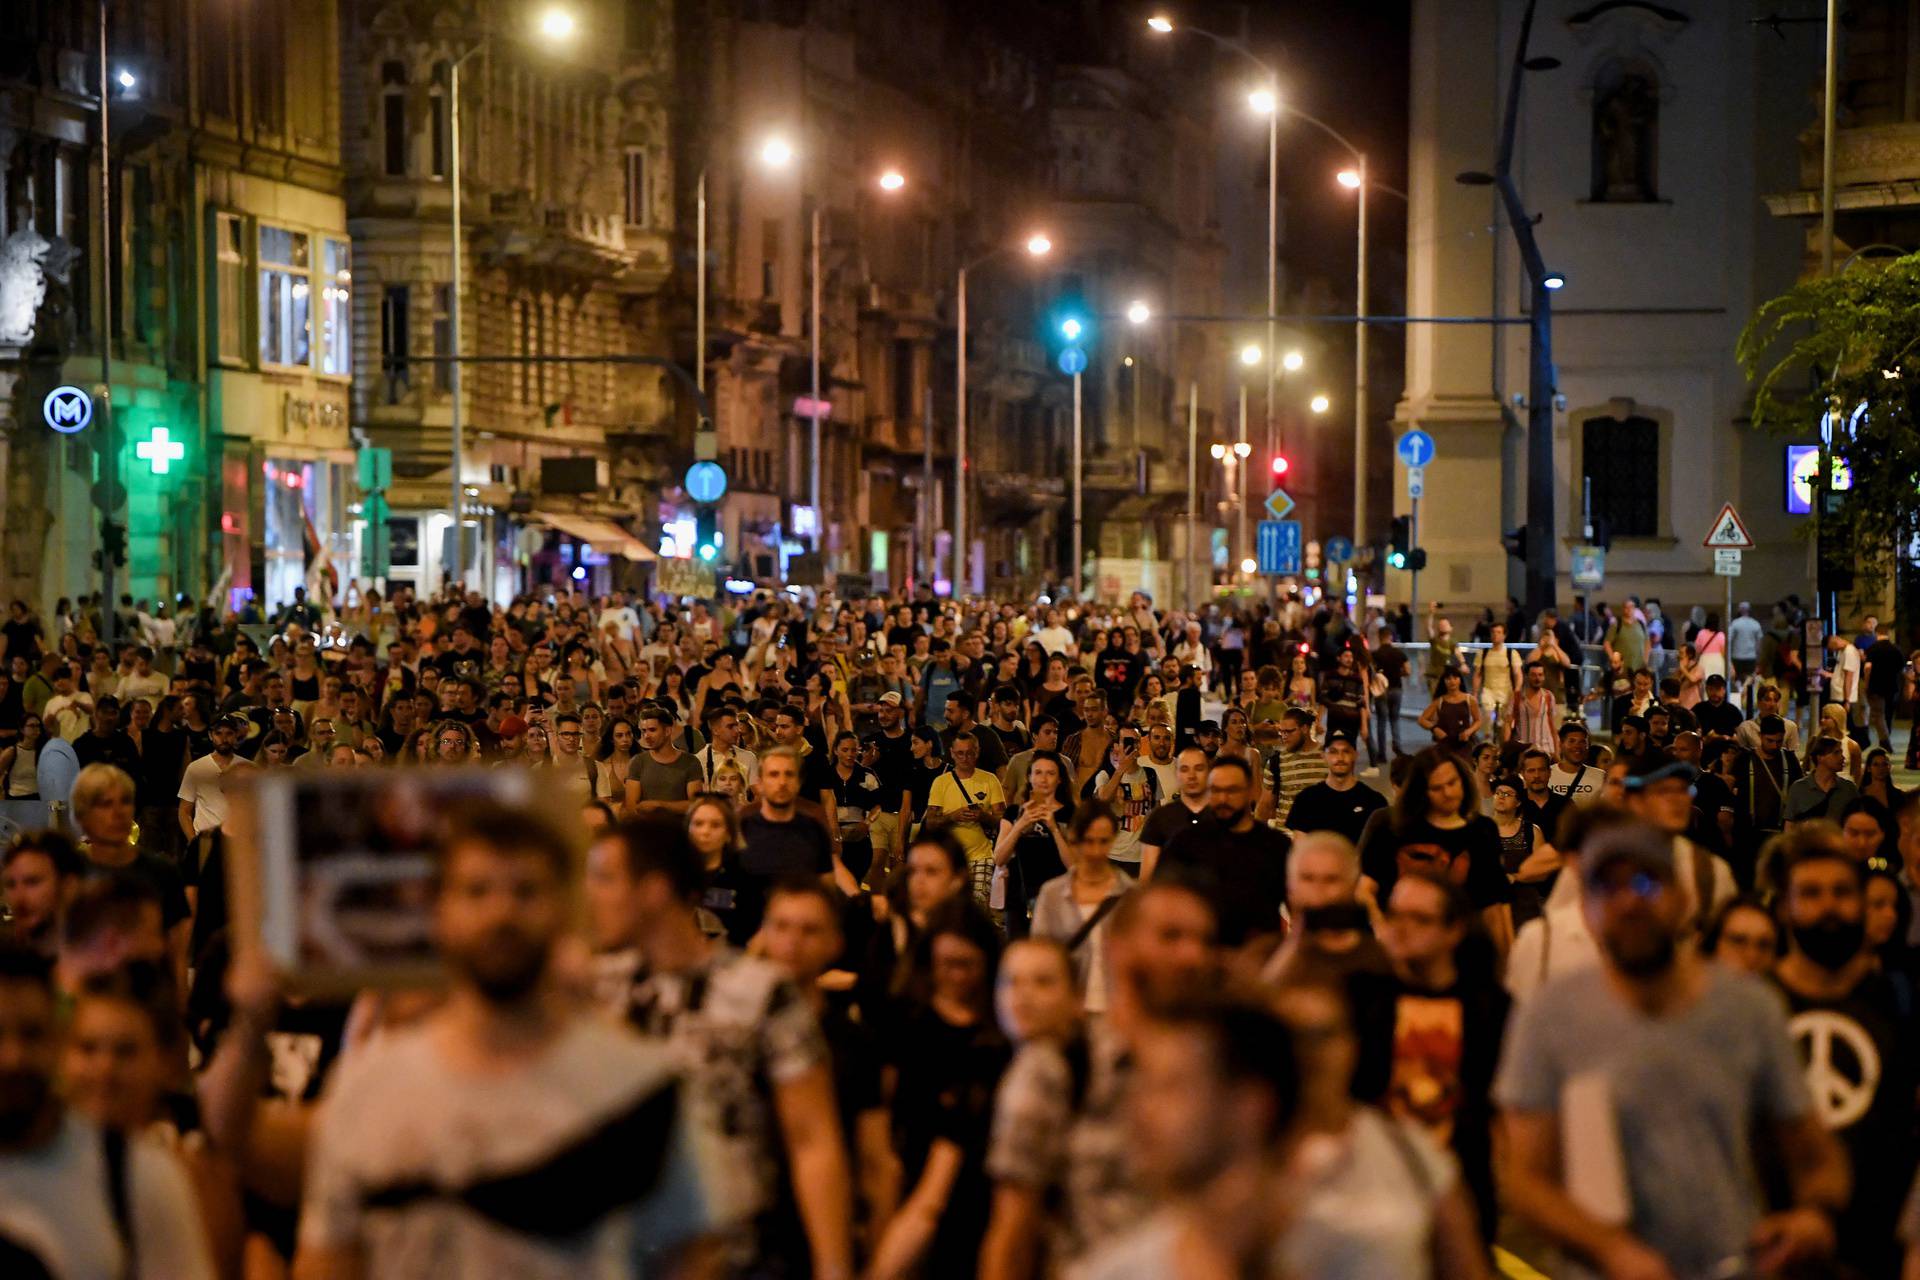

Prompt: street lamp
[
  {"left": 445, "top": 4, "right": 577, "bottom": 594},
  {"left": 1311, "top": 393, "right": 1332, "bottom": 414},
  {"left": 1126, "top": 300, "right": 1151, "bottom": 325},
  {"left": 1543, "top": 271, "right": 1567, "bottom": 290},
  {"left": 1149, "top": 16, "right": 1284, "bottom": 562},
  {"left": 877, "top": 169, "right": 906, "bottom": 191},
  {"left": 1283, "top": 349, "right": 1304, "bottom": 372},
  {"left": 1240, "top": 343, "right": 1262, "bottom": 367},
  {"left": 760, "top": 136, "right": 795, "bottom": 168},
  {"left": 1336, "top": 168, "right": 1363, "bottom": 190},
  {"left": 954, "top": 230, "right": 1051, "bottom": 598}
]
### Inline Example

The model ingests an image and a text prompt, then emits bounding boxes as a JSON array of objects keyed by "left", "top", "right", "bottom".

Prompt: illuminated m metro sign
[{"left": 42, "top": 386, "right": 93, "bottom": 434}]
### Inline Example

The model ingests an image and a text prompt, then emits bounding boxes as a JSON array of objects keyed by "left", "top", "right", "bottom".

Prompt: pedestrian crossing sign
[{"left": 1702, "top": 502, "right": 1753, "bottom": 549}]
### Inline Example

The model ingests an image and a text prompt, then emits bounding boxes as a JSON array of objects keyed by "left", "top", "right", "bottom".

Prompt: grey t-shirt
[
  {"left": 628, "top": 750, "right": 705, "bottom": 805},
  {"left": 1493, "top": 965, "right": 1810, "bottom": 1277},
  {"left": 301, "top": 1016, "right": 722, "bottom": 1278}
]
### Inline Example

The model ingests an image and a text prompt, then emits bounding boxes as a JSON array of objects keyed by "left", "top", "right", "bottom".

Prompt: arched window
[{"left": 1590, "top": 64, "right": 1659, "bottom": 202}]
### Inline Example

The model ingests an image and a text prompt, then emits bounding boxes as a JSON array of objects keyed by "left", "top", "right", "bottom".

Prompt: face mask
[{"left": 1791, "top": 916, "right": 1865, "bottom": 970}]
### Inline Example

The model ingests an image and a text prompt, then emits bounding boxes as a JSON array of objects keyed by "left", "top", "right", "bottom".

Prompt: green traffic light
[
  {"left": 1061, "top": 317, "right": 1083, "bottom": 341},
  {"left": 1388, "top": 551, "right": 1407, "bottom": 569},
  {"left": 698, "top": 544, "right": 718, "bottom": 563}
]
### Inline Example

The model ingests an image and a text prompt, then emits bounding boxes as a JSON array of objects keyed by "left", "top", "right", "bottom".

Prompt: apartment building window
[
  {"left": 259, "top": 225, "right": 311, "bottom": 367},
  {"left": 432, "top": 285, "right": 453, "bottom": 393},
  {"left": 623, "top": 148, "right": 648, "bottom": 226},
  {"left": 380, "top": 284, "right": 410, "bottom": 402},
  {"left": 761, "top": 218, "right": 781, "bottom": 299},
  {"left": 319, "top": 238, "right": 351, "bottom": 376},
  {"left": 213, "top": 212, "right": 247, "bottom": 364},
  {"left": 517, "top": 298, "right": 532, "bottom": 402},
  {"left": 429, "top": 63, "right": 449, "bottom": 180},
  {"left": 381, "top": 62, "right": 407, "bottom": 177},
  {"left": 892, "top": 340, "right": 914, "bottom": 421}
]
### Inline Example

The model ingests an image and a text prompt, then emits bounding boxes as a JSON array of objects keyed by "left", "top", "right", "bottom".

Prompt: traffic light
[
  {"left": 1270, "top": 454, "right": 1290, "bottom": 478},
  {"left": 1387, "top": 515, "right": 1411, "bottom": 570},
  {"left": 694, "top": 507, "right": 720, "bottom": 563},
  {"left": 1501, "top": 526, "right": 1528, "bottom": 562},
  {"left": 1406, "top": 548, "right": 1428, "bottom": 572},
  {"left": 100, "top": 519, "right": 127, "bottom": 568}
]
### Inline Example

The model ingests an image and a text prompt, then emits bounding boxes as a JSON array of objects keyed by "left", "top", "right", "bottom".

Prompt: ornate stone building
[
  {"left": 0, "top": 0, "right": 353, "bottom": 617},
  {"left": 1396, "top": 0, "right": 1814, "bottom": 612}
]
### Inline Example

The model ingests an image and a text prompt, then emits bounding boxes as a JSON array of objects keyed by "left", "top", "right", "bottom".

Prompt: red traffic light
[{"left": 1270, "top": 455, "right": 1290, "bottom": 476}]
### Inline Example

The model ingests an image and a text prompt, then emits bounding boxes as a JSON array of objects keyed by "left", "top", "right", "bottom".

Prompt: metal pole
[
  {"left": 1525, "top": 278, "right": 1556, "bottom": 612},
  {"left": 1820, "top": 0, "right": 1838, "bottom": 278},
  {"left": 1071, "top": 369, "right": 1083, "bottom": 600},
  {"left": 449, "top": 58, "right": 466, "bottom": 593},
  {"left": 1353, "top": 151, "right": 1370, "bottom": 549},
  {"left": 97, "top": 0, "right": 118, "bottom": 644},
  {"left": 920, "top": 381, "right": 933, "bottom": 589},
  {"left": 1409, "top": 493, "right": 1420, "bottom": 619},
  {"left": 1237, "top": 383, "right": 1249, "bottom": 573},
  {"left": 809, "top": 203, "right": 822, "bottom": 552},
  {"left": 955, "top": 265, "right": 967, "bottom": 595},
  {"left": 1186, "top": 381, "right": 1198, "bottom": 607},
  {"left": 1265, "top": 104, "right": 1278, "bottom": 509},
  {"left": 695, "top": 168, "right": 706, "bottom": 396}
]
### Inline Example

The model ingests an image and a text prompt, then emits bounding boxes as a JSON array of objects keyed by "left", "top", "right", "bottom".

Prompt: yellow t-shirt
[{"left": 927, "top": 769, "right": 1006, "bottom": 862}]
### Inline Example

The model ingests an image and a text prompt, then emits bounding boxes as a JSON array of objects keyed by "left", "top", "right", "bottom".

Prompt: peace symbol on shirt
[{"left": 1789, "top": 1009, "right": 1880, "bottom": 1129}]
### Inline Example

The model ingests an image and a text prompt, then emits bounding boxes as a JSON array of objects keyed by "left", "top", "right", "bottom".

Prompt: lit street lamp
[
  {"left": 1311, "top": 393, "right": 1332, "bottom": 414},
  {"left": 1126, "top": 299, "right": 1151, "bottom": 325},
  {"left": 955, "top": 231, "right": 1052, "bottom": 597},
  {"left": 1283, "top": 349, "right": 1304, "bottom": 372}
]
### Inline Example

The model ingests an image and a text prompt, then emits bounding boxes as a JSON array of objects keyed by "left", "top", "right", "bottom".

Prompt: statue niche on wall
[{"left": 1591, "top": 66, "right": 1659, "bottom": 203}]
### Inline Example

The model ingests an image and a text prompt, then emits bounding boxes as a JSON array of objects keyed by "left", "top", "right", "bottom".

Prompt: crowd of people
[{"left": 0, "top": 580, "right": 1917, "bottom": 1279}]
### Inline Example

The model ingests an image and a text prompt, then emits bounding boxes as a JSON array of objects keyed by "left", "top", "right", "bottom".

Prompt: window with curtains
[
  {"left": 319, "top": 238, "right": 351, "bottom": 376},
  {"left": 1580, "top": 414, "right": 1661, "bottom": 537}
]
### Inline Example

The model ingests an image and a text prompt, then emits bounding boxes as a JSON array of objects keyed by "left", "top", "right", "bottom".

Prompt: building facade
[
  {"left": 1396, "top": 0, "right": 1815, "bottom": 616},
  {"left": 0, "top": 0, "right": 354, "bottom": 620}
]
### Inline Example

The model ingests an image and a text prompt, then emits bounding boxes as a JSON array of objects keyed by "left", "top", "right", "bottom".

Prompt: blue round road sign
[
  {"left": 684, "top": 460, "right": 728, "bottom": 504},
  {"left": 1058, "top": 347, "right": 1088, "bottom": 376},
  {"left": 1394, "top": 429, "right": 1435, "bottom": 469},
  {"left": 1325, "top": 535, "right": 1354, "bottom": 563},
  {"left": 43, "top": 385, "right": 92, "bottom": 434}
]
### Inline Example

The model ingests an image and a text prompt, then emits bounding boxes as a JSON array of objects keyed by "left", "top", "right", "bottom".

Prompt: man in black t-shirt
[
  {"left": 1159, "top": 755, "right": 1288, "bottom": 947},
  {"left": 737, "top": 747, "right": 844, "bottom": 937},
  {"left": 1770, "top": 845, "right": 1915, "bottom": 1277},
  {"left": 1139, "top": 746, "right": 1213, "bottom": 881},
  {"left": 1693, "top": 675, "right": 1745, "bottom": 738},
  {"left": 1286, "top": 732, "right": 1387, "bottom": 845},
  {"left": 1863, "top": 625, "right": 1907, "bottom": 751}
]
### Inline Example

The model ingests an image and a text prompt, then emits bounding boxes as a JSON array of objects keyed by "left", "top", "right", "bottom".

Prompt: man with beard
[
  {"left": 1159, "top": 755, "right": 1289, "bottom": 949},
  {"left": 1496, "top": 820, "right": 1847, "bottom": 1280},
  {"left": 0, "top": 942, "right": 214, "bottom": 1278},
  {"left": 1770, "top": 840, "right": 1916, "bottom": 1277},
  {"left": 1077, "top": 998, "right": 1304, "bottom": 1280},
  {"left": 176, "top": 714, "right": 253, "bottom": 838},
  {"left": 589, "top": 815, "right": 853, "bottom": 1280},
  {"left": 298, "top": 805, "right": 722, "bottom": 1279}
]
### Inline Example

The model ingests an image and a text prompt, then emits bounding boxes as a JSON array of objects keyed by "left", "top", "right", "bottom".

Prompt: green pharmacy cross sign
[{"left": 135, "top": 426, "right": 185, "bottom": 475}]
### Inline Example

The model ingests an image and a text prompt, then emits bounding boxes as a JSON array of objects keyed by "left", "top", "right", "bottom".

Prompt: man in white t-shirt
[
  {"left": 115, "top": 647, "right": 168, "bottom": 709},
  {"left": 177, "top": 716, "right": 254, "bottom": 838},
  {"left": 1546, "top": 721, "right": 1607, "bottom": 806},
  {"left": 42, "top": 667, "right": 94, "bottom": 743},
  {"left": 1033, "top": 608, "right": 1076, "bottom": 657}
]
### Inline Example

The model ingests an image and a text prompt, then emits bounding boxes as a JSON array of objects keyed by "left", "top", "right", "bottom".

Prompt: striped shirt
[{"left": 1265, "top": 748, "right": 1328, "bottom": 829}]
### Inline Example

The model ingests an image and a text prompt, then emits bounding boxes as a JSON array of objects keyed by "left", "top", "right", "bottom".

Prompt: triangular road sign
[
  {"left": 1264, "top": 488, "right": 1295, "bottom": 521},
  {"left": 1702, "top": 502, "right": 1753, "bottom": 549}
]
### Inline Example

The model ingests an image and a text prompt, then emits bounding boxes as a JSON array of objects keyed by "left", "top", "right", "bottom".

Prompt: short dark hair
[
  {"left": 766, "top": 877, "right": 843, "bottom": 932},
  {"left": 1030, "top": 714, "right": 1059, "bottom": 735},
  {"left": 1758, "top": 714, "right": 1786, "bottom": 735},
  {"left": 63, "top": 872, "right": 163, "bottom": 953},
  {"left": 0, "top": 940, "right": 52, "bottom": 994},
  {"left": 435, "top": 801, "right": 576, "bottom": 888},
  {"left": 1280, "top": 707, "right": 1316, "bottom": 730},
  {"left": 600, "top": 815, "right": 706, "bottom": 902},
  {"left": 1208, "top": 753, "right": 1255, "bottom": 787},
  {"left": 2, "top": 830, "right": 83, "bottom": 879},
  {"left": 906, "top": 827, "right": 966, "bottom": 876}
]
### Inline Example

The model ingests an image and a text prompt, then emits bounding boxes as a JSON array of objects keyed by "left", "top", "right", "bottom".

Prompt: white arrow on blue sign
[
  {"left": 1058, "top": 347, "right": 1088, "bottom": 376},
  {"left": 1325, "top": 535, "right": 1354, "bottom": 563},
  {"left": 1395, "top": 429, "right": 1435, "bottom": 469},
  {"left": 1257, "top": 520, "right": 1302, "bottom": 576}
]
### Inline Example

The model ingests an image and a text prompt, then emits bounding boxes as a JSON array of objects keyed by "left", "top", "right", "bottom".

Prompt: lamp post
[
  {"left": 96, "top": 0, "right": 120, "bottom": 641},
  {"left": 447, "top": 7, "right": 576, "bottom": 594},
  {"left": 1237, "top": 344, "right": 1260, "bottom": 573},
  {"left": 955, "top": 231, "right": 1052, "bottom": 597}
]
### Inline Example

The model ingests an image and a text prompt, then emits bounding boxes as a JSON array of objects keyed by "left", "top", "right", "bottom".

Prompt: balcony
[
  {"left": 1768, "top": 121, "right": 1920, "bottom": 216},
  {"left": 474, "top": 189, "right": 638, "bottom": 280}
]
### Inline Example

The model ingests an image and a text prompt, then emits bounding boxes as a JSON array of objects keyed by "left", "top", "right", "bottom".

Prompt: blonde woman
[
  {"left": 1815, "top": 703, "right": 1864, "bottom": 782},
  {"left": 70, "top": 762, "right": 193, "bottom": 985}
]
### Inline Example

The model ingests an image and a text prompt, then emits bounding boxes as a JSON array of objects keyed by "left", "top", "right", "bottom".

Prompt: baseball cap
[
  {"left": 497, "top": 715, "right": 529, "bottom": 737},
  {"left": 878, "top": 691, "right": 904, "bottom": 706},
  {"left": 1580, "top": 820, "right": 1676, "bottom": 888},
  {"left": 1619, "top": 713, "right": 1649, "bottom": 733},
  {"left": 1195, "top": 719, "right": 1222, "bottom": 736},
  {"left": 1623, "top": 751, "right": 1699, "bottom": 791},
  {"left": 1323, "top": 730, "right": 1357, "bottom": 749}
]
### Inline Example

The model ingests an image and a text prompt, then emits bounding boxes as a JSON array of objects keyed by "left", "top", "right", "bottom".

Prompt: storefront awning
[{"left": 530, "top": 510, "right": 657, "bottom": 561}]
